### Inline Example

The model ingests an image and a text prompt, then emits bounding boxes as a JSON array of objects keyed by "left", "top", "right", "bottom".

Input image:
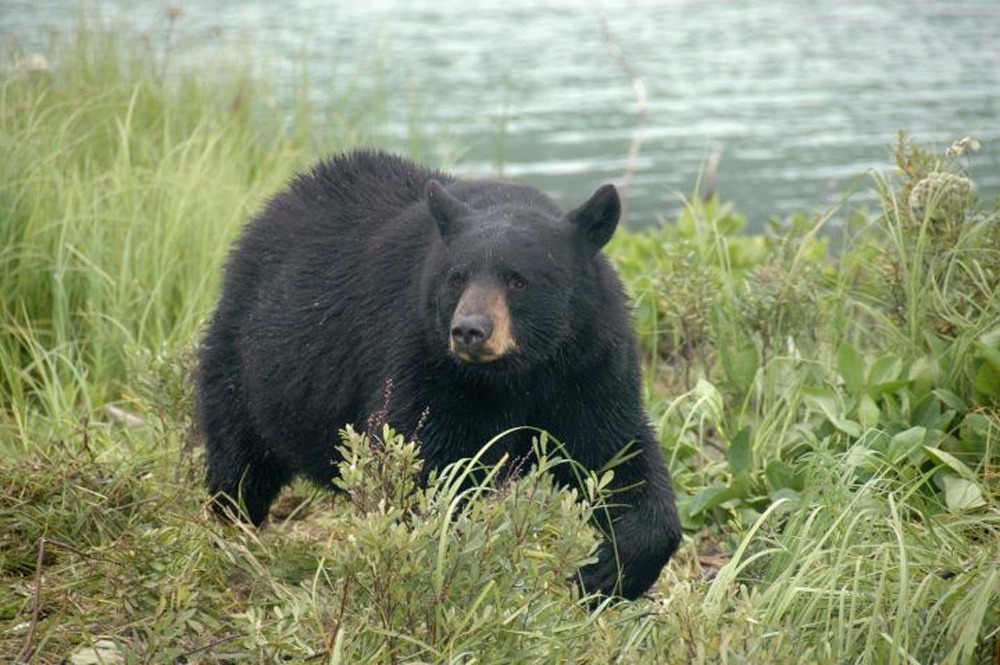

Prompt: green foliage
[
  {"left": 615, "top": 130, "right": 1000, "bottom": 664},
  {"left": 286, "top": 425, "right": 607, "bottom": 661},
  {"left": 2, "top": 22, "right": 999, "bottom": 665},
  {"left": 630, "top": 132, "right": 998, "bottom": 520}
]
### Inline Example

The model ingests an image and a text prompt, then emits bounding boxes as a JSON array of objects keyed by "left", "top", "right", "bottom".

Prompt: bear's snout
[
  {"left": 451, "top": 314, "right": 492, "bottom": 354},
  {"left": 449, "top": 282, "right": 516, "bottom": 363}
]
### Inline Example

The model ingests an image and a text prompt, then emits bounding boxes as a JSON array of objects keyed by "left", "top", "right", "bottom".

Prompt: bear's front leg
[
  {"left": 541, "top": 405, "right": 682, "bottom": 600},
  {"left": 576, "top": 441, "right": 681, "bottom": 599}
]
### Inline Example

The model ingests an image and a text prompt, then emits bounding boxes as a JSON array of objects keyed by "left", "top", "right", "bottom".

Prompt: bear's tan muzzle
[{"left": 449, "top": 283, "right": 516, "bottom": 362}]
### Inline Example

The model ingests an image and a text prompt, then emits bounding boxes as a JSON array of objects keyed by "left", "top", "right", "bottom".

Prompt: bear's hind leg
[
  {"left": 201, "top": 384, "right": 292, "bottom": 526},
  {"left": 206, "top": 439, "right": 292, "bottom": 526}
]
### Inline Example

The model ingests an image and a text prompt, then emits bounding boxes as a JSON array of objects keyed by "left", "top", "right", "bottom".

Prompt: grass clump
[{"left": 2, "top": 22, "right": 999, "bottom": 665}]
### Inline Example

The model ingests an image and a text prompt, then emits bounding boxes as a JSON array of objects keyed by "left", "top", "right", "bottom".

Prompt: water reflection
[{"left": 3, "top": 0, "right": 998, "bottom": 229}]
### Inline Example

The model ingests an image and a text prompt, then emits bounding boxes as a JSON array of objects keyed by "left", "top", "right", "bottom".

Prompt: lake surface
[{"left": 4, "top": 0, "right": 999, "bottom": 229}]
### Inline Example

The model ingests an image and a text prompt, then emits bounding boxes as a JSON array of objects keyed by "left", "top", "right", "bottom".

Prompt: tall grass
[
  {"left": 2, "top": 23, "right": 999, "bottom": 665},
  {"left": 0, "top": 26, "right": 363, "bottom": 438}
]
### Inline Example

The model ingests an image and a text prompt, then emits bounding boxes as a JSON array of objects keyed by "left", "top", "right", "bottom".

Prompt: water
[{"left": 4, "top": 0, "right": 999, "bottom": 229}]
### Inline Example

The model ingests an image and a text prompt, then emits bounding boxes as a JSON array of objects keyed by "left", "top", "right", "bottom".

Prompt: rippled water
[{"left": 4, "top": 0, "right": 999, "bottom": 228}]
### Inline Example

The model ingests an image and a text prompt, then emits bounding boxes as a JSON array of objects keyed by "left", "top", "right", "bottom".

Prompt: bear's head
[{"left": 423, "top": 179, "right": 620, "bottom": 374}]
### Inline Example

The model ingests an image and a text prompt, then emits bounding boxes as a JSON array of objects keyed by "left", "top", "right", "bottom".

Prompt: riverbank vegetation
[{"left": 2, "top": 26, "right": 998, "bottom": 664}]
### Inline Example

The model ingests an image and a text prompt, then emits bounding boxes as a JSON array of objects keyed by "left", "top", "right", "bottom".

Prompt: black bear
[{"left": 197, "top": 150, "right": 681, "bottom": 599}]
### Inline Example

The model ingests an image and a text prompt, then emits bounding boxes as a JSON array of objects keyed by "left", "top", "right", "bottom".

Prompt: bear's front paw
[{"left": 577, "top": 540, "right": 661, "bottom": 601}]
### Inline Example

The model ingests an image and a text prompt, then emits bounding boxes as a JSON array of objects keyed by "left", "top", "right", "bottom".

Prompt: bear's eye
[
  {"left": 507, "top": 274, "right": 526, "bottom": 291},
  {"left": 449, "top": 273, "right": 466, "bottom": 289}
]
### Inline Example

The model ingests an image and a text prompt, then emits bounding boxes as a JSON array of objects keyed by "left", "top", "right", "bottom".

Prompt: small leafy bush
[{"left": 240, "top": 424, "right": 605, "bottom": 661}]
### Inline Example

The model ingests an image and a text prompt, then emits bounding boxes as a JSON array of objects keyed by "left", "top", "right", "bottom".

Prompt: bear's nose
[{"left": 451, "top": 314, "right": 492, "bottom": 354}]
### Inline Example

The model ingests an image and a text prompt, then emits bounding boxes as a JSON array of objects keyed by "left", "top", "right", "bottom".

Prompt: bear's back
[
  {"left": 217, "top": 151, "right": 446, "bottom": 318},
  {"left": 289, "top": 150, "right": 448, "bottom": 224},
  {"left": 242, "top": 150, "right": 447, "bottom": 253}
]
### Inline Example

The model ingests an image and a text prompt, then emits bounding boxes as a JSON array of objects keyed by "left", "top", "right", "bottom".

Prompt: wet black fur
[{"left": 197, "top": 150, "right": 682, "bottom": 599}]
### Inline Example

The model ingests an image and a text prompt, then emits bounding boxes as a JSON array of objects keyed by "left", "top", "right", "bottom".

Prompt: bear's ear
[
  {"left": 568, "top": 184, "right": 621, "bottom": 253},
  {"left": 425, "top": 180, "right": 471, "bottom": 239}
]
